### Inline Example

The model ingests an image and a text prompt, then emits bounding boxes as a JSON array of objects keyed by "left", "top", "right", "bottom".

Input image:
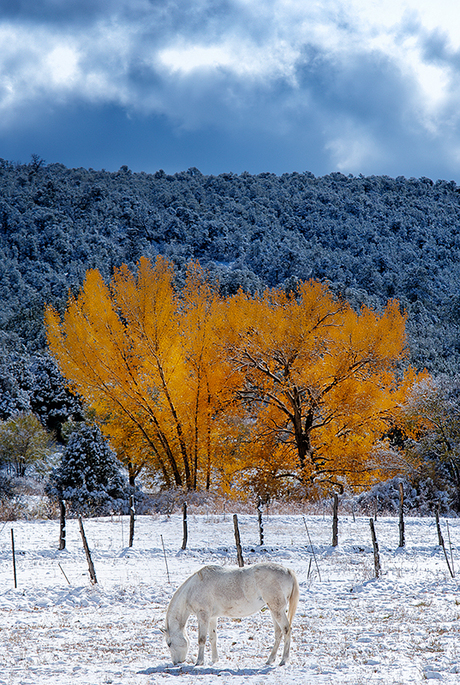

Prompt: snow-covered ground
[{"left": 1, "top": 510, "right": 459, "bottom": 684}]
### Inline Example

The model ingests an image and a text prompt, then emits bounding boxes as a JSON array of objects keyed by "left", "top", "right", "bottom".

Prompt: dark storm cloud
[
  {"left": 0, "top": 0, "right": 109, "bottom": 24},
  {"left": 1, "top": 0, "right": 460, "bottom": 179}
]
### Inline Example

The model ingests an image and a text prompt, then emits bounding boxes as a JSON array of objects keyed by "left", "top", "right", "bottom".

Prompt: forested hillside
[{"left": 1, "top": 157, "right": 459, "bottom": 372}]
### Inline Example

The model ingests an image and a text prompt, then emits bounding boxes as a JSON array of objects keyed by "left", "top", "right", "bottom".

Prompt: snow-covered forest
[{"left": 1, "top": 158, "right": 459, "bottom": 372}]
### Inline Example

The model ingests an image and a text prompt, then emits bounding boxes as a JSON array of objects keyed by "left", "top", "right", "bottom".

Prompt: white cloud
[
  {"left": 45, "top": 45, "right": 79, "bottom": 86},
  {"left": 159, "top": 45, "right": 234, "bottom": 73},
  {"left": 158, "top": 38, "right": 299, "bottom": 82},
  {"left": 348, "top": 0, "right": 460, "bottom": 50}
]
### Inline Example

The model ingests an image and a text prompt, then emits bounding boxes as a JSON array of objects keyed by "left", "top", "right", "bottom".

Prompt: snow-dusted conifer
[{"left": 46, "top": 423, "right": 129, "bottom": 516}]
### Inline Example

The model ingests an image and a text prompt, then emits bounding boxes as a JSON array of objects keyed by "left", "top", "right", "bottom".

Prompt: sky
[{"left": 1, "top": 0, "right": 460, "bottom": 180}]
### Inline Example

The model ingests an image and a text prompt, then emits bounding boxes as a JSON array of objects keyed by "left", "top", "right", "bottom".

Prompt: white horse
[{"left": 161, "top": 562, "right": 299, "bottom": 666}]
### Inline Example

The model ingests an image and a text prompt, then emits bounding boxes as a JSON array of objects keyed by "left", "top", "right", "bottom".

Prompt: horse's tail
[{"left": 287, "top": 570, "right": 300, "bottom": 625}]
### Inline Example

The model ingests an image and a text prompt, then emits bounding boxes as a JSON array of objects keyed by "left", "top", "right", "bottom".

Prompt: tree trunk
[
  {"left": 192, "top": 372, "right": 202, "bottom": 490},
  {"left": 154, "top": 425, "right": 183, "bottom": 487},
  {"left": 127, "top": 462, "right": 136, "bottom": 488},
  {"left": 205, "top": 385, "right": 212, "bottom": 490},
  {"left": 156, "top": 358, "right": 192, "bottom": 489},
  {"left": 291, "top": 388, "right": 314, "bottom": 472}
]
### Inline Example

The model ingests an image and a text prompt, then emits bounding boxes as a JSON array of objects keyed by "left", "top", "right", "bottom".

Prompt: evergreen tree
[
  {"left": 46, "top": 423, "right": 129, "bottom": 516},
  {"left": 0, "top": 350, "right": 31, "bottom": 420},
  {"left": 29, "top": 354, "right": 83, "bottom": 442}
]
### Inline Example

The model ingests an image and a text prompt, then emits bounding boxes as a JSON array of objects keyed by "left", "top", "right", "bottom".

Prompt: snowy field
[{"left": 1, "top": 510, "right": 460, "bottom": 684}]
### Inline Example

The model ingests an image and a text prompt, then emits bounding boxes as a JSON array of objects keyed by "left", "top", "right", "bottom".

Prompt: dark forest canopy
[{"left": 0, "top": 157, "right": 459, "bottom": 373}]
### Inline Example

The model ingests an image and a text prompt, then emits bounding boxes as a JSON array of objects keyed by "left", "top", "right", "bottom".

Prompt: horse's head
[{"left": 161, "top": 626, "right": 189, "bottom": 665}]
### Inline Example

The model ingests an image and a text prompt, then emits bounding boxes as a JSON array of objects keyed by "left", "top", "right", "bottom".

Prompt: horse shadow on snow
[{"left": 139, "top": 664, "right": 274, "bottom": 677}]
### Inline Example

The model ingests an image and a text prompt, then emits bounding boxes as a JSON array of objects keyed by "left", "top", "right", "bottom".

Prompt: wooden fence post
[
  {"left": 78, "top": 516, "right": 97, "bottom": 584},
  {"left": 59, "top": 499, "right": 66, "bottom": 550},
  {"left": 435, "top": 505, "right": 444, "bottom": 546},
  {"left": 233, "top": 514, "right": 244, "bottom": 567},
  {"left": 435, "top": 508, "right": 454, "bottom": 578},
  {"left": 398, "top": 482, "right": 405, "bottom": 548},
  {"left": 257, "top": 497, "right": 264, "bottom": 546},
  {"left": 332, "top": 493, "right": 339, "bottom": 547},
  {"left": 11, "top": 528, "right": 17, "bottom": 589},
  {"left": 129, "top": 495, "right": 135, "bottom": 548},
  {"left": 181, "top": 502, "right": 188, "bottom": 550},
  {"left": 369, "top": 518, "right": 381, "bottom": 578},
  {"left": 446, "top": 520, "right": 455, "bottom": 578}
]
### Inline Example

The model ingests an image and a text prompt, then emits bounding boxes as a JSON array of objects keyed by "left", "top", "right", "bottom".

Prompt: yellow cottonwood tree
[
  {"left": 46, "top": 256, "right": 422, "bottom": 496},
  {"left": 46, "top": 256, "right": 237, "bottom": 489},
  {"left": 220, "top": 281, "right": 423, "bottom": 492}
]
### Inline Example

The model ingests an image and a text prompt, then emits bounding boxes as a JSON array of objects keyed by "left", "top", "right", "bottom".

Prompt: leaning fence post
[
  {"left": 11, "top": 528, "right": 17, "bottom": 589},
  {"left": 369, "top": 518, "right": 381, "bottom": 578},
  {"left": 233, "top": 514, "right": 244, "bottom": 567},
  {"left": 435, "top": 505, "right": 444, "bottom": 546},
  {"left": 78, "top": 516, "right": 97, "bottom": 584},
  {"left": 435, "top": 508, "right": 454, "bottom": 578},
  {"left": 446, "top": 520, "right": 455, "bottom": 578},
  {"left": 303, "top": 517, "right": 322, "bottom": 581},
  {"left": 398, "top": 482, "right": 405, "bottom": 548}
]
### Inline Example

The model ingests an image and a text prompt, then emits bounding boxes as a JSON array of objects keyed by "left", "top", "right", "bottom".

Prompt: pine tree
[
  {"left": 29, "top": 354, "right": 83, "bottom": 443},
  {"left": 0, "top": 352, "right": 31, "bottom": 420},
  {"left": 46, "top": 423, "right": 129, "bottom": 516}
]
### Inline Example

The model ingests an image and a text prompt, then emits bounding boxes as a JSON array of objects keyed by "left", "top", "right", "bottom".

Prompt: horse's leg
[
  {"left": 267, "top": 607, "right": 291, "bottom": 666},
  {"left": 266, "top": 611, "right": 282, "bottom": 665},
  {"left": 209, "top": 617, "right": 218, "bottom": 663},
  {"left": 195, "top": 611, "right": 209, "bottom": 666}
]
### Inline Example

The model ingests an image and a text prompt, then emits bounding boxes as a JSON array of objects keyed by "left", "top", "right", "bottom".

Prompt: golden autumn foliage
[
  {"left": 220, "top": 282, "right": 425, "bottom": 494},
  {"left": 46, "top": 256, "right": 424, "bottom": 495},
  {"left": 46, "top": 257, "right": 237, "bottom": 490}
]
